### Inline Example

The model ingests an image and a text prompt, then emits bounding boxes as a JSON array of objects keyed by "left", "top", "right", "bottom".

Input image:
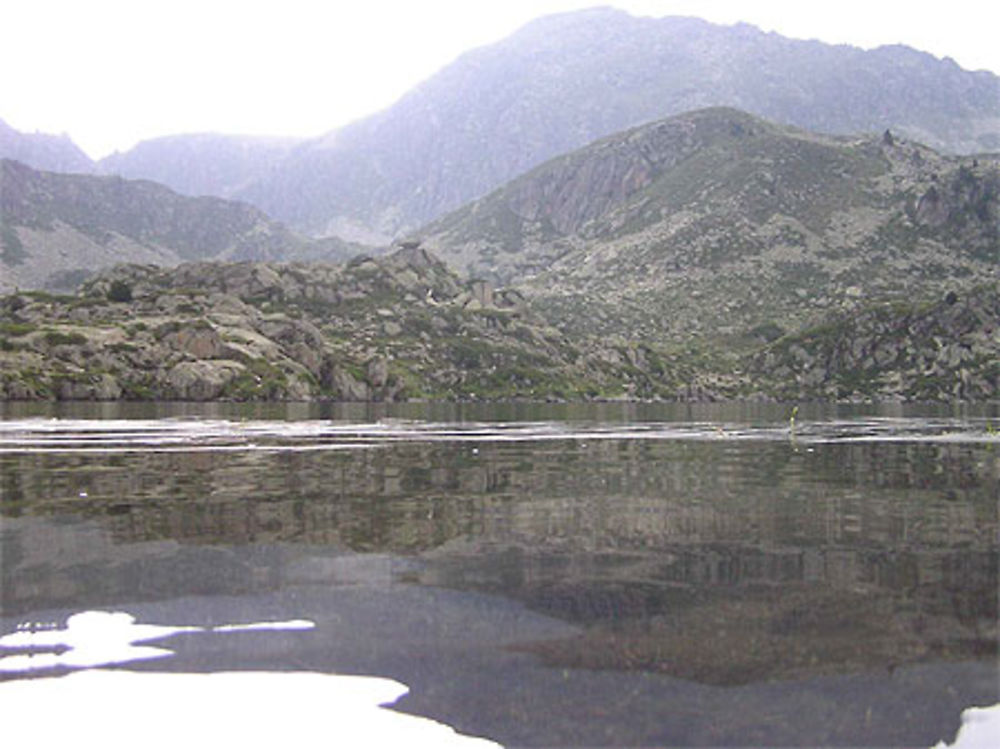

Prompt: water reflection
[
  {"left": 0, "top": 666, "right": 501, "bottom": 747},
  {"left": 0, "top": 610, "right": 314, "bottom": 672},
  {"left": 0, "top": 406, "right": 997, "bottom": 747}
]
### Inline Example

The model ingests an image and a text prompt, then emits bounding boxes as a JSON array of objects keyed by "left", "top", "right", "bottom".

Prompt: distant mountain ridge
[
  {"left": 0, "top": 159, "right": 358, "bottom": 292},
  {"left": 0, "top": 118, "right": 94, "bottom": 175},
  {"left": 97, "top": 133, "right": 305, "bottom": 199},
  {"left": 231, "top": 8, "right": 1000, "bottom": 240},
  {"left": 4, "top": 9, "right": 998, "bottom": 244}
]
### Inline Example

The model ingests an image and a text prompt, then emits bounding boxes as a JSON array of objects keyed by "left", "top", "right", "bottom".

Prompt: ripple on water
[{"left": 0, "top": 416, "right": 997, "bottom": 454}]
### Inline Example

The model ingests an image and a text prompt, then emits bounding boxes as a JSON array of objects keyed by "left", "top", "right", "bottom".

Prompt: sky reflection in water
[{"left": 0, "top": 407, "right": 996, "bottom": 747}]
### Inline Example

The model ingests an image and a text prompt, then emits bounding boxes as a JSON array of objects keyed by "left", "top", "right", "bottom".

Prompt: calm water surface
[{"left": 1, "top": 401, "right": 997, "bottom": 747}]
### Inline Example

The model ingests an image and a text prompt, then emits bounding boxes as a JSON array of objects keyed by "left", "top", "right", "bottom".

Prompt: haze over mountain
[
  {"left": 0, "top": 126, "right": 304, "bottom": 201},
  {"left": 420, "top": 107, "right": 999, "bottom": 348},
  {"left": 0, "top": 159, "right": 357, "bottom": 293},
  {"left": 5, "top": 8, "right": 998, "bottom": 247},
  {"left": 97, "top": 133, "right": 305, "bottom": 199},
  {"left": 228, "top": 8, "right": 1000, "bottom": 241},
  {"left": 0, "top": 118, "right": 94, "bottom": 175}
]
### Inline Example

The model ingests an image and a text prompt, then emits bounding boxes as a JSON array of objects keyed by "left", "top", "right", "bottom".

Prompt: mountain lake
[{"left": 1, "top": 400, "right": 997, "bottom": 747}]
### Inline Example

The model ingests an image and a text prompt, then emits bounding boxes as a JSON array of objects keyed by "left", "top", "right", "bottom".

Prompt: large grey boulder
[{"left": 165, "top": 360, "right": 244, "bottom": 400}]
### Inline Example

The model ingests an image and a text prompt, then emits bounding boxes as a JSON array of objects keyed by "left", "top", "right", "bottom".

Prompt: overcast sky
[{"left": 3, "top": 1, "right": 998, "bottom": 159}]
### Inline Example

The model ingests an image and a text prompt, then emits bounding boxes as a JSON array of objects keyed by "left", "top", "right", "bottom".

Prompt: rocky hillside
[
  {"left": 2, "top": 249, "right": 996, "bottom": 403},
  {"left": 0, "top": 247, "right": 678, "bottom": 402},
  {"left": 227, "top": 8, "right": 998, "bottom": 239},
  {"left": 419, "top": 108, "right": 999, "bottom": 349},
  {"left": 0, "top": 159, "right": 362, "bottom": 293},
  {"left": 0, "top": 118, "right": 94, "bottom": 174},
  {"left": 745, "top": 284, "right": 1000, "bottom": 401}
]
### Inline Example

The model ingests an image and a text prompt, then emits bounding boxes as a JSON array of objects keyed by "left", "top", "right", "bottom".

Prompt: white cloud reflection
[
  {"left": 0, "top": 670, "right": 501, "bottom": 747},
  {"left": 0, "top": 610, "right": 312, "bottom": 672},
  {"left": 0, "top": 610, "right": 501, "bottom": 747},
  {"left": 934, "top": 705, "right": 1000, "bottom": 749}
]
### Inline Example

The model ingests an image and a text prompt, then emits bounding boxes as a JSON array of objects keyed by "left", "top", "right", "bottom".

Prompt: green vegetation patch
[
  {"left": 23, "top": 290, "right": 76, "bottom": 304},
  {"left": 0, "top": 322, "right": 36, "bottom": 338},
  {"left": 220, "top": 357, "right": 290, "bottom": 400},
  {"left": 153, "top": 318, "right": 213, "bottom": 339},
  {"left": 106, "top": 280, "right": 133, "bottom": 303},
  {"left": 107, "top": 342, "right": 140, "bottom": 354},
  {"left": 43, "top": 329, "right": 88, "bottom": 346}
]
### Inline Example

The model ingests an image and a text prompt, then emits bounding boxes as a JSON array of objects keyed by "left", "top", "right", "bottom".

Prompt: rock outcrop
[
  {"left": 747, "top": 284, "right": 1000, "bottom": 401},
  {"left": 0, "top": 248, "right": 676, "bottom": 402},
  {"left": 2, "top": 250, "right": 996, "bottom": 403}
]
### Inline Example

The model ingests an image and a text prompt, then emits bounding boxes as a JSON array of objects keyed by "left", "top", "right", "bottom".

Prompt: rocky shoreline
[
  {"left": 0, "top": 247, "right": 675, "bottom": 403},
  {"left": 1, "top": 248, "right": 996, "bottom": 404},
  {"left": 745, "top": 284, "right": 1000, "bottom": 402}
]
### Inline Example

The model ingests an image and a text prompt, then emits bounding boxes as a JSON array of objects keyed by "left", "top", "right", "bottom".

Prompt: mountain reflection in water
[{"left": 1, "top": 403, "right": 997, "bottom": 747}]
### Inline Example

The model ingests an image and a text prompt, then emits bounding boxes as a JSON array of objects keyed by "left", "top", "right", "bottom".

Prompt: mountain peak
[
  {"left": 0, "top": 118, "right": 95, "bottom": 175},
  {"left": 227, "top": 8, "right": 999, "bottom": 240}
]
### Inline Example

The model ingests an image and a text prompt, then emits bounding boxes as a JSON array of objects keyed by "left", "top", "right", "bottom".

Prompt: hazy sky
[{"left": 3, "top": 1, "right": 998, "bottom": 159}]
